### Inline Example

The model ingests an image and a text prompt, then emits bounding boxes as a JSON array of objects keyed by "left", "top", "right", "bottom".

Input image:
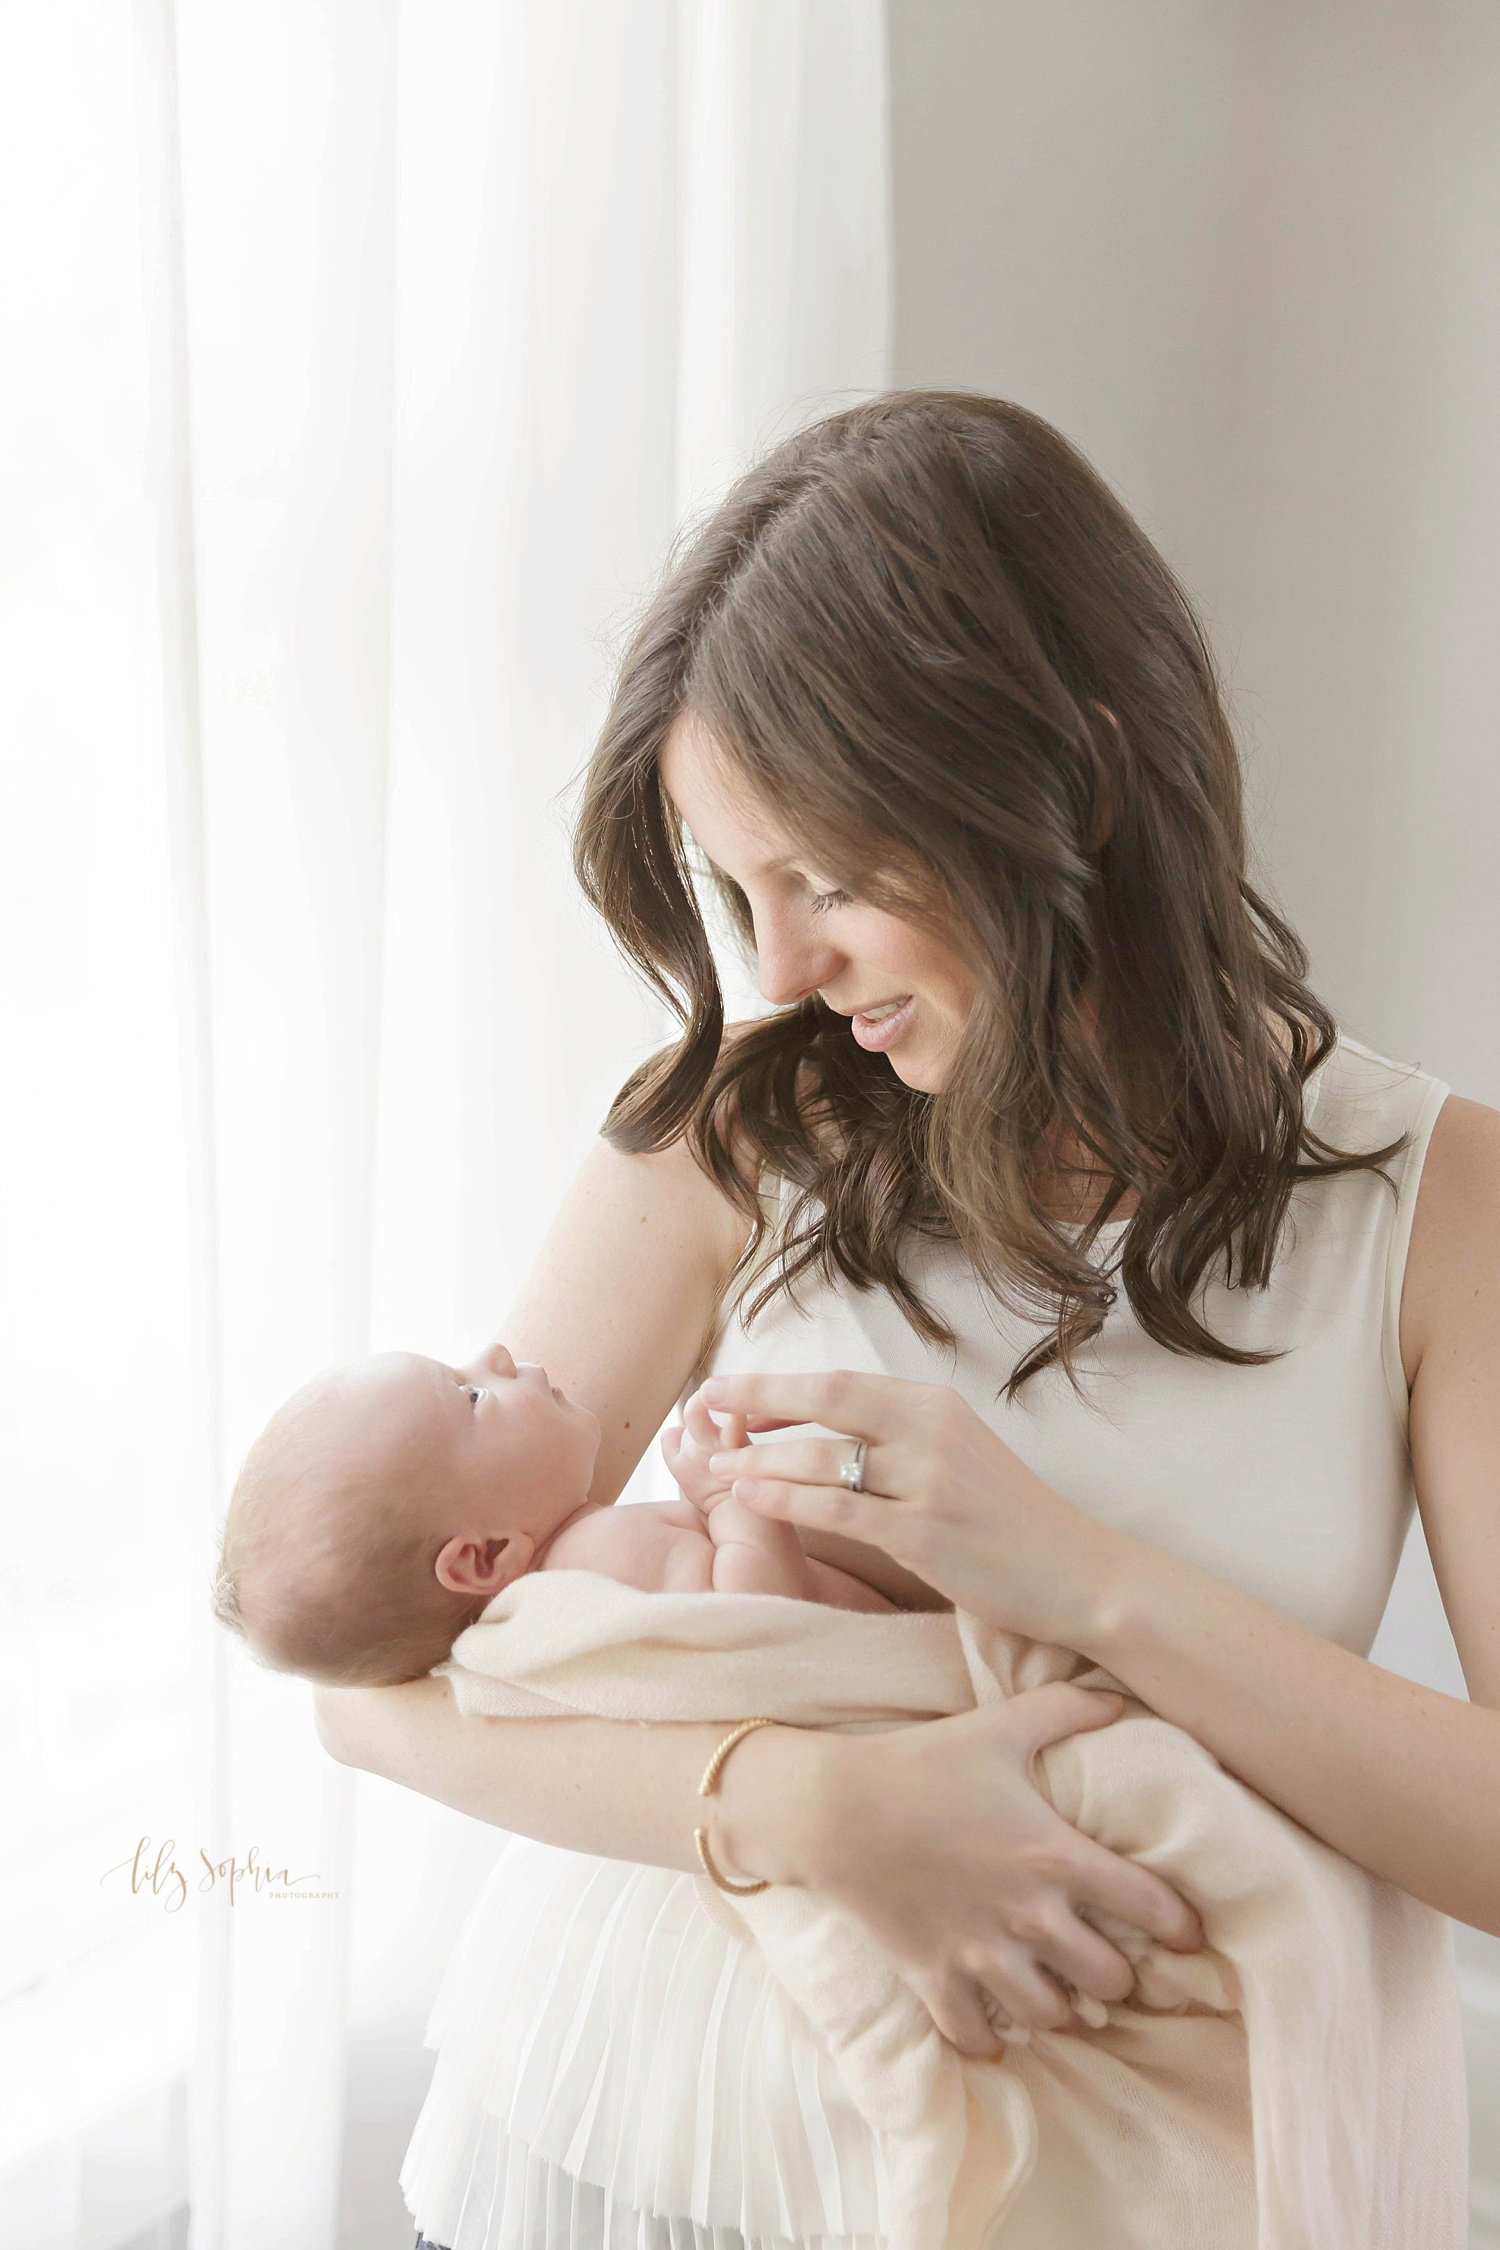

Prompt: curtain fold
[
  {"left": 0, "top": 4, "right": 889, "bottom": 2246},
  {"left": 166, "top": 0, "right": 399, "bottom": 2237}
]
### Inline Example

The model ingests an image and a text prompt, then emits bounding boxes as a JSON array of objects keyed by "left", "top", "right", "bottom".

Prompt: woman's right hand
[{"left": 714, "top": 1686, "right": 1203, "bottom": 2055}]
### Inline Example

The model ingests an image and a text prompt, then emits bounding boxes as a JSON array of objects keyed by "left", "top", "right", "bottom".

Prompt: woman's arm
[
  {"left": 315, "top": 1678, "right": 746, "bottom": 1869},
  {"left": 702, "top": 1094, "right": 1500, "bottom": 1933},
  {"left": 1086, "top": 1093, "right": 1500, "bottom": 1929},
  {"left": 313, "top": 1665, "right": 1198, "bottom": 2052},
  {"left": 497, "top": 1128, "right": 754, "bottom": 1505}
]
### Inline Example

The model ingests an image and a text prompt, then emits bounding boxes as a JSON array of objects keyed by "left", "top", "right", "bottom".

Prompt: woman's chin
[{"left": 884, "top": 1040, "right": 953, "bottom": 1096}]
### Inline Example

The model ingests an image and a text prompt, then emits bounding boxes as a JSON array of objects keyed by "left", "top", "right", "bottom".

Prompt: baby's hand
[{"left": 660, "top": 1392, "right": 748, "bottom": 1515}]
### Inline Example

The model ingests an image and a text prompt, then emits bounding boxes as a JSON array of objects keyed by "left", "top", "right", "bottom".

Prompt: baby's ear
[{"left": 434, "top": 1531, "right": 534, "bottom": 1596}]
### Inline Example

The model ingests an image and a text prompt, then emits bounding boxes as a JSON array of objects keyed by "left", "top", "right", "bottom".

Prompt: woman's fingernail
[{"left": 733, "top": 1479, "right": 761, "bottom": 1501}]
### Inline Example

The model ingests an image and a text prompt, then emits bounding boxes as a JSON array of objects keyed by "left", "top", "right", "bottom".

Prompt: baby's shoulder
[{"left": 540, "top": 1500, "right": 713, "bottom": 1594}]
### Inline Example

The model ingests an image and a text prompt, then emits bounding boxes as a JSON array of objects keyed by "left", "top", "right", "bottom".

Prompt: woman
[{"left": 316, "top": 393, "right": 1500, "bottom": 2248}]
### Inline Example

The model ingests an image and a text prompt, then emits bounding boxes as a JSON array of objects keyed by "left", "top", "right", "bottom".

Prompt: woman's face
[{"left": 659, "top": 713, "right": 979, "bottom": 1095}]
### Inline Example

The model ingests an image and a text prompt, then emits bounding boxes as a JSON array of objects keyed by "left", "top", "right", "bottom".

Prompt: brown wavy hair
[{"left": 573, "top": 392, "right": 1400, "bottom": 1389}]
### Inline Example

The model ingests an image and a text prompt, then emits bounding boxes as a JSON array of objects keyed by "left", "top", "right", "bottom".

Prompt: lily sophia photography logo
[{"left": 101, "top": 1835, "right": 340, "bottom": 1913}]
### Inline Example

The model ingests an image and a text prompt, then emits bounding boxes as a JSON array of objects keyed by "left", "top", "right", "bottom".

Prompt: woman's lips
[{"left": 850, "top": 994, "right": 915, "bottom": 1052}]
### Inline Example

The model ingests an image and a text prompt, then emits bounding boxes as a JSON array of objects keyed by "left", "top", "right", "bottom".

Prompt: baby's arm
[
  {"left": 663, "top": 1395, "right": 812, "bottom": 1597},
  {"left": 541, "top": 1497, "right": 717, "bottom": 1594},
  {"left": 541, "top": 1399, "right": 898, "bottom": 1608},
  {"left": 703, "top": 1494, "right": 896, "bottom": 1610},
  {"left": 543, "top": 1480, "right": 818, "bottom": 1601},
  {"left": 668, "top": 1395, "right": 896, "bottom": 1612}
]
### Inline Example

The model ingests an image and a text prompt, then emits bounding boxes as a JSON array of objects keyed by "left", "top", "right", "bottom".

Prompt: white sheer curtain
[{"left": 0, "top": 4, "right": 891, "bottom": 2246}]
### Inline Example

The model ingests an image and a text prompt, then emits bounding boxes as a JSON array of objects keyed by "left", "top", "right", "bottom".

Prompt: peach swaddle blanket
[{"left": 435, "top": 1570, "right": 1467, "bottom": 2250}]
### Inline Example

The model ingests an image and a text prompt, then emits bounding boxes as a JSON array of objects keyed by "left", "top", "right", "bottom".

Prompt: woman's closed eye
[{"left": 809, "top": 886, "right": 850, "bottom": 915}]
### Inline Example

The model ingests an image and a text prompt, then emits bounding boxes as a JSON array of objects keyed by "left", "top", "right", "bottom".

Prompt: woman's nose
[{"left": 753, "top": 912, "right": 841, "bottom": 1009}]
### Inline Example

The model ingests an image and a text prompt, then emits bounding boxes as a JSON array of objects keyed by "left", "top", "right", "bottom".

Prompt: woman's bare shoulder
[
  {"left": 546, "top": 1013, "right": 795, "bottom": 1304},
  {"left": 498, "top": 1030, "right": 777, "bottom": 1505},
  {"left": 1400, "top": 1091, "right": 1500, "bottom": 1382},
  {"left": 1401, "top": 1093, "right": 1500, "bottom": 1704},
  {"left": 550, "top": 1128, "right": 754, "bottom": 1298}
]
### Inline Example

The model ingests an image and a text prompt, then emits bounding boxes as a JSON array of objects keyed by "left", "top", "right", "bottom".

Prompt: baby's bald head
[{"left": 212, "top": 1357, "right": 493, "bottom": 1686}]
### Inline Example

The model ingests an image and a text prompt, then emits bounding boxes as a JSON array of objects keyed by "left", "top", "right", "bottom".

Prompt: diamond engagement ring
[{"left": 839, "top": 1440, "right": 868, "bottom": 1493}]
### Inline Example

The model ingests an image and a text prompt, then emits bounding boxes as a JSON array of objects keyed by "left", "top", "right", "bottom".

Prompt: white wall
[
  {"left": 887, "top": 0, "right": 1500, "bottom": 2223},
  {"left": 890, "top": 0, "right": 1499, "bottom": 1100}
]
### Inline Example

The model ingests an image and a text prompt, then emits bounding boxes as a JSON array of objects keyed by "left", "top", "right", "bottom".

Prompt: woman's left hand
[{"left": 691, "top": 1369, "right": 1122, "bottom": 1646}]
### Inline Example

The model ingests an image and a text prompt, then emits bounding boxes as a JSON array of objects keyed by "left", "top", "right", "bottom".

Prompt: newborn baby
[{"left": 212, "top": 1340, "right": 893, "bottom": 1686}]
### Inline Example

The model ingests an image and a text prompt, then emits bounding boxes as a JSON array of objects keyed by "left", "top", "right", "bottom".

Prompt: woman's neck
[{"left": 1031, "top": 1144, "right": 1140, "bottom": 1228}]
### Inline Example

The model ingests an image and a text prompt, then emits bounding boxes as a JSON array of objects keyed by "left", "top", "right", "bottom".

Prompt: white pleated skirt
[{"left": 401, "top": 1834, "right": 890, "bottom": 2250}]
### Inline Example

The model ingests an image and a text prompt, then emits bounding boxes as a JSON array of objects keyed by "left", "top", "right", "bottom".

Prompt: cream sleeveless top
[
  {"left": 400, "top": 1033, "right": 1449, "bottom": 2250},
  {"left": 707, "top": 1032, "right": 1448, "bottom": 1655}
]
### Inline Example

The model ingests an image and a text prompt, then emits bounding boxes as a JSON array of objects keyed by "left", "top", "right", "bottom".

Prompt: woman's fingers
[
  {"left": 972, "top": 1944, "right": 1076, "bottom": 2034},
  {"left": 694, "top": 1368, "right": 918, "bottom": 1447},
  {"left": 1004, "top": 1688, "right": 1203, "bottom": 1953},
  {"left": 1071, "top": 1836, "right": 1203, "bottom": 1953},
  {"left": 1007, "top": 1681, "right": 1124, "bottom": 1764},
  {"left": 727, "top": 1473, "right": 899, "bottom": 1549},
  {"left": 709, "top": 1435, "right": 890, "bottom": 1492},
  {"left": 912, "top": 1969, "right": 1012, "bottom": 2058},
  {"left": 1023, "top": 1900, "right": 1138, "bottom": 2008}
]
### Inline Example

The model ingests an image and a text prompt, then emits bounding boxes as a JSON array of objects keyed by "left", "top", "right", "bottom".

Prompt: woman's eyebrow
[{"left": 701, "top": 847, "right": 800, "bottom": 880}]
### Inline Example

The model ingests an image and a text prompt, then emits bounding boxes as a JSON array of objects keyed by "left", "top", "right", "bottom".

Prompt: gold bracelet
[{"left": 693, "top": 1717, "right": 776, "bottom": 1896}]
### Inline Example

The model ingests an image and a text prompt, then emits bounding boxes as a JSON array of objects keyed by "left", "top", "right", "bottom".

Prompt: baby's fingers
[
  {"left": 685, "top": 1392, "right": 749, "bottom": 1454},
  {"left": 681, "top": 1391, "right": 721, "bottom": 1449}
]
